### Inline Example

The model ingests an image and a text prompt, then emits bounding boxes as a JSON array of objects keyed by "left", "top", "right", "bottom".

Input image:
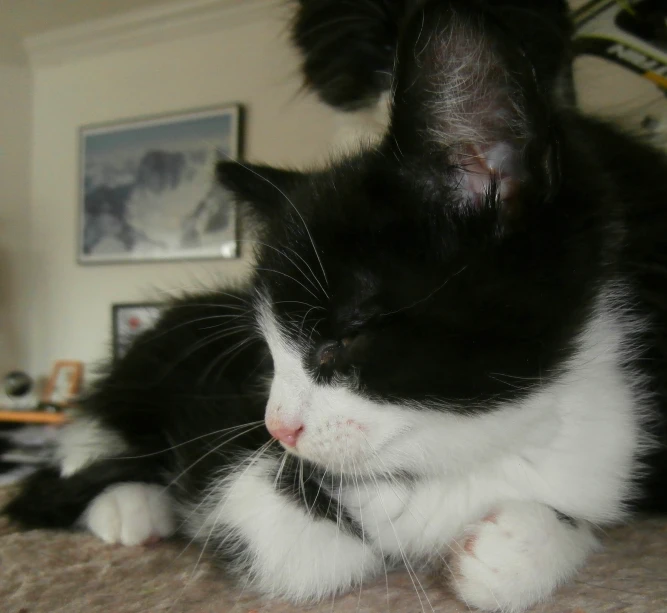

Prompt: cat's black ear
[
  {"left": 389, "top": 0, "right": 561, "bottom": 212},
  {"left": 216, "top": 161, "right": 304, "bottom": 218}
]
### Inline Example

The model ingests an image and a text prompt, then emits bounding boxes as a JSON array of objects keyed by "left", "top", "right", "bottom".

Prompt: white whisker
[{"left": 217, "top": 153, "right": 330, "bottom": 288}]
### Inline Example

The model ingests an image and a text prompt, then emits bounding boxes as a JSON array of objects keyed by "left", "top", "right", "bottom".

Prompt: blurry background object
[
  {"left": 1, "top": 370, "right": 37, "bottom": 411},
  {"left": 573, "top": 0, "right": 667, "bottom": 144},
  {"left": 41, "top": 360, "right": 83, "bottom": 408},
  {"left": 112, "top": 303, "right": 163, "bottom": 361}
]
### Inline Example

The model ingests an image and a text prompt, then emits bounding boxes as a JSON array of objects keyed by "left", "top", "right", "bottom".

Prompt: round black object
[{"left": 3, "top": 371, "right": 33, "bottom": 398}]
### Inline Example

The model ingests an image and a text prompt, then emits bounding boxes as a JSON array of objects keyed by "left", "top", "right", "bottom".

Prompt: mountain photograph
[{"left": 79, "top": 106, "right": 241, "bottom": 263}]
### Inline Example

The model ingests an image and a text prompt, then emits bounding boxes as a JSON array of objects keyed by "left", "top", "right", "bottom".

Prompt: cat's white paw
[
  {"left": 83, "top": 482, "right": 175, "bottom": 546},
  {"left": 450, "top": 501, "right": 597, "bottom": 612}
]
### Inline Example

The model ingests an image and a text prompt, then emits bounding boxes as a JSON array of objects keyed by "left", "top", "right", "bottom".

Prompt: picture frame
[
  {"left": 78, "top": 104, "right": 242, "bottom": 264},
  {"left": 42, "top": 361, "right": 84, "bottom": 407},
  {"left": 112, "top": 303, "right": 164, "bottom": 361}
]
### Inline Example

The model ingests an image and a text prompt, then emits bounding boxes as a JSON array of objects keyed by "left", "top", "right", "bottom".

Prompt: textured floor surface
[{"left": 1, "top": 486, "right": 665, "bottom": 613}]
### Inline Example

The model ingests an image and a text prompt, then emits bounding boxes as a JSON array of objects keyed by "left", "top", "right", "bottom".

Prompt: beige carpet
[{"left": 1, "top": 486, "right": 665, "bottom": 613}]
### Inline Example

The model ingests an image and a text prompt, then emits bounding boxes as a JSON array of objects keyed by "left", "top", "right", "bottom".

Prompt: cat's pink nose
[{"left": 267, "top": 422, "right": 304, "bottom": 447}]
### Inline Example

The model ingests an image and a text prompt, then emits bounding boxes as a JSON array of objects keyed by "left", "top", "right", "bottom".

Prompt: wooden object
[{"left": 0, "top": 410, "right": 69, "bottom": 424}]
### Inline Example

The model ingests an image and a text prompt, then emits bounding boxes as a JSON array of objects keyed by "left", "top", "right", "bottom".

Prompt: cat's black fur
[
  {"left": 6, "top": 0, "right": 667, "bottom": 519},
  {"left": 291, "top": 0, "right": 576, "bottom": 109},
  {"left": 7, "top": 2, "right": 667, "bottom": 522},
  {"left": 4, "top": 290, "right": 359, "bottom": 532},
  {"left": 4, "top": 1, "right": 667, "bottom": 609}
]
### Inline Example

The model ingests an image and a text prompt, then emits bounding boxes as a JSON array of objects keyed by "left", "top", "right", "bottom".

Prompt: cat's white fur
[
  {"left": 453, "top": 501, "right": 598, "bottom": 612},
  {"left": 57, "top": 417, "right": 127, "bottom": 477},
  {"left": 195, "top": 288, "right": 644, "bottom": 608},
  {"left": 259, "top": 291, "right": 646, "bottom": 523},
  {"left": 185, "top": 455, "right": 382, "bottom": 602},
  {"left": 63, "top": 286, "right": 648, "bottom": 611},
  {"left": 83, "top": 482, "right": 174, "bottom": 546}
]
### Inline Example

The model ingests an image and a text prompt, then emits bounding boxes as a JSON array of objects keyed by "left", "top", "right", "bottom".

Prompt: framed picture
[
  {"left": 79, "top": 105, "right": 242, "bottom": 264},
  {"left": 42, "top": 361, "right": 84, "bottom": 406},
  {"left": 112, "top": 303, "right": 164, "bottom": 360}
]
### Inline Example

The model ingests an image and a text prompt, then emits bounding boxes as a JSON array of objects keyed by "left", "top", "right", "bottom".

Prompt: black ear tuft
[
  {"left": 290, "top": 0, "right": 400, "bottom": 110},
  {"left": 216, "top": 161, "right": 304, "bottom": 219}
]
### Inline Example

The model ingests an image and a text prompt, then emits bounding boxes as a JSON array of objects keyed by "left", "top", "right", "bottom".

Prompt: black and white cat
[{"left": 6, "top": 1, "right": 667, "bottom": 611}]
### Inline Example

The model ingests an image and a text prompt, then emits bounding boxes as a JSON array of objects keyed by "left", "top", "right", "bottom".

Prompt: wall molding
[{"left": 25, "top": 0, "right": 279, "bottom": 67}]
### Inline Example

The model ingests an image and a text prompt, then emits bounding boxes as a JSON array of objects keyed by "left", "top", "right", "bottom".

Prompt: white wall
[
  {"left": 0, "top": 37, "right": 32, "bottom": 375},
  {"left": 27, "top": 9, "right": 338, "bottom": 377}
]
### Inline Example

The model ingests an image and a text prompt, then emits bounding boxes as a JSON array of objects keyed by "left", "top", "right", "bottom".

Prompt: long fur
[
  {"left": 290, "top": 0, "right": 576, "bottom": 110},
  {"left": 4, "top": 2, "right": 667, "bottom": 612}
]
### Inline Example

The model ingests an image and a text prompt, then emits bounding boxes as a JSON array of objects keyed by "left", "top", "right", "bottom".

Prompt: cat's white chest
[
  {"left": 339, "top": 302, "right": 648, "bottom": 559},
  {"left": 340, "top": 475, "right": 497, "bottom": 559}
]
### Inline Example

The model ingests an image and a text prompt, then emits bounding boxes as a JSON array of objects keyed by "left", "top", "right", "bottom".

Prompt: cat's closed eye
[
  {"left": 314, "top": 335, "right": 364, "bottom": 375},
  {"left": 317, "top": 341, "right": 338, "bottom": 366}
]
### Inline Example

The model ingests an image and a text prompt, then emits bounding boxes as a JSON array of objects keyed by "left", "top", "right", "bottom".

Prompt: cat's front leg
[
  {"left": 450, "top": 501, "right": 598, "bottom": 612},
  {"left": 188, "top": 455, "right": 382, "bottom": 603}
]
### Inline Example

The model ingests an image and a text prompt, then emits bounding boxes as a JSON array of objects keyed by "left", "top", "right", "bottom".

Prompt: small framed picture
[
  {"left": 42, "top": 361, "right": 84, "bottom": 406},
  {"left": 79, "top": 104, "right": 242, "bottom": 264},
  {"left": 112, "top": 303, "right": 164, "bottom": 360}
]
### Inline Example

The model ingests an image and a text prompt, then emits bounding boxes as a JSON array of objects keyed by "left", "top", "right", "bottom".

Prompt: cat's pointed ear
[
  {"left": 389, "top": 0, "right": 560, "bottom": 211},
  {"left": 216, "top": 161, "right": 304, "bottom": 218}
]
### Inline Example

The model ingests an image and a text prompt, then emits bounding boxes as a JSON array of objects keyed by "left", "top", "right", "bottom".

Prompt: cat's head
[{"left": 217, "top": 0, "right": 598, "bottom": 477}]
